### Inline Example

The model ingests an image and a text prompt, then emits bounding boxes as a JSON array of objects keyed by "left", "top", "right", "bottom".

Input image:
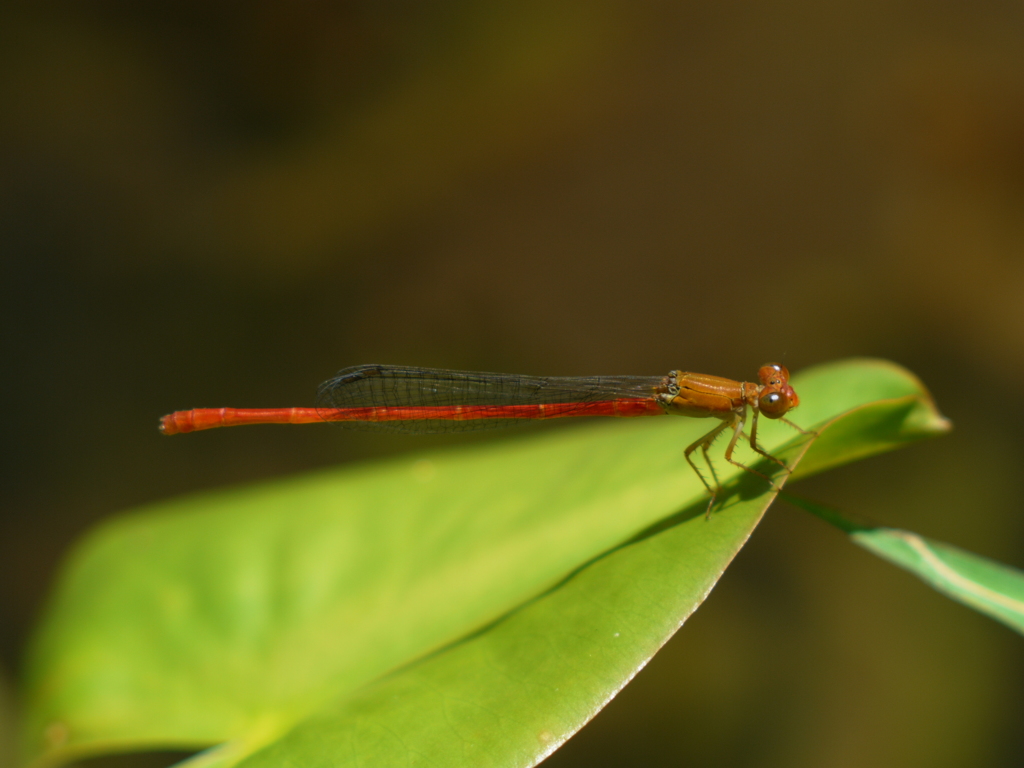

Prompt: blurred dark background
[{"left": 3, "top": 2, "right": 1024, "bottom": 766}]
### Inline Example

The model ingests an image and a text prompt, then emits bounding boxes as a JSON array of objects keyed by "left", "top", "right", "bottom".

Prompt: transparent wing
[{"left": 314, "top": 364, "right": 669, "bottom": 433}]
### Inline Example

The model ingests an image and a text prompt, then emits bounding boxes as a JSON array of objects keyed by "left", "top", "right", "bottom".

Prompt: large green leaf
[{"left": 20, "top": 359, "right": 948, "bottom": 768}]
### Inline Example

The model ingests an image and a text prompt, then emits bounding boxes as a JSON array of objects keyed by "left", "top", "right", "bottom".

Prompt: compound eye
[
  {"left": 759, "top": 390, "right": 791, "bottom": 418},
  {"left": 758, "top": 363, "right": 790, "bottom": 386}
]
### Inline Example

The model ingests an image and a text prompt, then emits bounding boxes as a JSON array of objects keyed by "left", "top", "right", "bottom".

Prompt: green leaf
[
  {"left": 854, "top": 529, "right": 1024, "bottom": 635},
  {"left": 785, "top": 496, "right": 1024, "bottom": 636},
  {"left": 237, "top": 492, "right": 773, "bottom": 768},
  {"left": 20, "top": 359, "right": 948, "bottom": 768}
]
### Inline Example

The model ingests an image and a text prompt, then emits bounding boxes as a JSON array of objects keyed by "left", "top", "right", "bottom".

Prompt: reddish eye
[
  {"left": 784, "top": 384, "right": 800, "bottom": 408},
  {"left": 759, "top": 390, "right": 791, "bottom": 418},
  {"left": 758, "top": 363, "right": 790, "bottom": 386}
]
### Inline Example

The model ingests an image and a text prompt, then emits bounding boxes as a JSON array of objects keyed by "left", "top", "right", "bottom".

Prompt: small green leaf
[
  {"left": 783, "top": 495, "right": 1024, "bottom": 635},
  {"left": 853, "top": 529, "right": 1024, "bottom": 635},
  {"left": 20, "top": 359, "right": 948, "bottom": 768}
]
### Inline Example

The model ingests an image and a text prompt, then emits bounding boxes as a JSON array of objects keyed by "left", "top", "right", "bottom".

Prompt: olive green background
[{"left": 3, "top": 3, "right": 1023, "bottom": 767}]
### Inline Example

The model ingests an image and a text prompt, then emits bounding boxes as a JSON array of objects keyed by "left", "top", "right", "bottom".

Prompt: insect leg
[{"left": 684, "top": 418, "right": 733, "bottom": 519}]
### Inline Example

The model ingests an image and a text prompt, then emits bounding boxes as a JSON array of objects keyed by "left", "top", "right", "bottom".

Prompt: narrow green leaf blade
[
  {"left": 784, "top": 494, "right": 1024, "bottom": 636},
  {"left": 853, "top": 529, "right": 1024, "bottom": 635}
]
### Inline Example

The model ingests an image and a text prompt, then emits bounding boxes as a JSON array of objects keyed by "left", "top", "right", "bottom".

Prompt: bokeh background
[{"left": 3, "top": 2, "right": 1024, "bottom": 766}]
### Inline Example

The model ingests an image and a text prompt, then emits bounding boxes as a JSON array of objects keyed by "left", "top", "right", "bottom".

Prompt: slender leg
[
  {"left": 739, "top": 429, "right": 787, "bottom": 473},
  {"left": 747, "top": 408, "right": 789, "bottom": 470},
  {"left": 688, "top": 409, "right": 807, "bottom": 519},
  {"left": 684, "top": 418, "right": 732, "bottom": 519},
  {"left": 780, "top": 416, "right": 817, "bottom": 437},
  {"left": 700, "top": 441, "right": 722, "bottom": 496},
  {"left": 724, "top": 409, "right": 781, "bottom": 491}
]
